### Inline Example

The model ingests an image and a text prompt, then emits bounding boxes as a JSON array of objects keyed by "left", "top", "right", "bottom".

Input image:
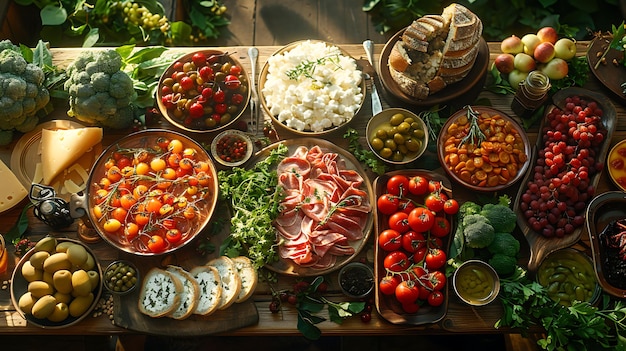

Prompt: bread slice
[
  {"left": 165, "top": 266, "right": 200, "bottom": 320},
  {"left": 137, "top": 268, "right": 183, "bottom": 318},
  {"left": 189, "top": 265, "right": 222, "bottom": 316},
  {"left": 207, "top": 256, "right": 241, "bottom": 310},
  {"left": 232, "top": 256, "right": 258, "bottom": 303}
]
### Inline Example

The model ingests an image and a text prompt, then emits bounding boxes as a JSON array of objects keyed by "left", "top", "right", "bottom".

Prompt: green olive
[
  {"left": 384, "top": 139, "right": 397, "bottom": 151},
  {"left": 413, "top": 129, "right": 425, "bottom": 139},
  {"left": 227, "top": 105, "right": 238, "bottom": 114},
  {"left": 397, "top": 121, "right": 411, "bottom": 134},
  {"left": 370, "top": 137, "right": 384, "bottom": 151},
  {"left": 389, "top": 113, "right": 405, "bottom": 126},
  {"left": 405, "top": 137, "right": 421, "bottom": 152},
  {"left": 404, "top": 117, "right": 415, "bottom": 124},
  {"left": 204, "top": 117, "right": 217, "bottom": 128},
  {"left": 392, "top": 150, "right": 404, "bottom": 162},
  {"left": 379, "top": 147, "right": 393, "bottom": 159},
  {"left": 214, "top": 72, "right": 226, "bottom": 83},
  {"left": 375, "top": 128, "right": 388, "bottom": 139},
  {"left": 397, "top": 144, "right": 408, "bottom": 154},
  {"left": 411, "top": 122, "right": 420, "bottom": 130},
  {"left": 393, "top": 133, "right": 406, "bottom": 145}
]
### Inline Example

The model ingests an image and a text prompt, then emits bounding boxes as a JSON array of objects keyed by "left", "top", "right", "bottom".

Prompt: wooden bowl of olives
[
  {"left": 366, "top": 108, "right": 428, "bottom": 165},
  {"left": 103, "top": 260, "right": 139, "bottom": 295}
]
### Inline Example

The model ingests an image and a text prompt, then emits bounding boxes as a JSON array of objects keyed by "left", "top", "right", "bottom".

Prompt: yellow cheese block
[
  {"left": 41, "top": 127, "right": 103, "bottom": 185},
  {"left": 0, "top": 159, "right": 28, "bottom": 213}
]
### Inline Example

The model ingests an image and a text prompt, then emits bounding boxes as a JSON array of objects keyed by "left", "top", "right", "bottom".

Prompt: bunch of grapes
[
  {"left": 116, "top": 0, "right": 170, "bottom": 34},
  {"left": 519, "top": 95, "right": 607, "bottom": 238}
]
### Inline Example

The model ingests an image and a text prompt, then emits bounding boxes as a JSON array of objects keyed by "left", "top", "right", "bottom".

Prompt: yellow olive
[
  {"left": 405, "top": 137, "right": 421, "bottom": 152},
  {"left": 397, "top": 122, "right": 411, "bottom": 134},
  {"left": 389, "top": 113, "right": 405, "bottom": 126},
  {"left": 392, "top": 151, "right": 404, "bottom": 162},
  {"left": 375, "top": 129, "right": 388, "bottom": 139},
  {"left": 393, "top": 133, "right": 406, "bottom": 145},
  {"left": 384, "top": 139, "right": 397, "bottom": 151},
  {"left": 379, "top": 147, "right": 393, "bottom": 159},
  {"left": 370, "top": 137, "right": 384, "bottom": 151}
]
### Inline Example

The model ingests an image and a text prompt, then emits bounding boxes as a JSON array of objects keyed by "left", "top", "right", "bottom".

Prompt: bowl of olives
[
  {"left": 366, "top": 108, "right": 428, "bottom": 165},
  {"left": 103, "top": 260, "right": 139, "bottom": 295}
]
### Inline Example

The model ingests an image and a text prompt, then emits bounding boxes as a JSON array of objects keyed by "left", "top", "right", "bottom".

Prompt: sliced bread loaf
[
  {"left": 207, "top": 256, "right": 242, "bottom": 310},
  {"left": 137, "top": 268, "right": 183, "bottom": 318},
  {"left": 232, "top": 256, "right": 258, "bottom": 303},
  {"left": 165, "top": 266, "right": 200, "bottom": 320},
  {"left": 189, "top": 265, "right": 222, "bottom": 316}
]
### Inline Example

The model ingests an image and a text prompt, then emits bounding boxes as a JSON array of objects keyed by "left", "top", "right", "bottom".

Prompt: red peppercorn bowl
[
  {"left": 210, "top": 129, "right": 253, "bottom": 167},
  {"left": 156, "top": 49, "right": 251, "bottom": 134}
]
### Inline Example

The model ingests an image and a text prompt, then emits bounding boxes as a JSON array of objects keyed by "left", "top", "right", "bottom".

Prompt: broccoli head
[
  {"left": 65, "top": 49, "right": 136, "bottom": 129},
  {"left": 462, "top": 213, "right": 489, "bottom": 227},
  {"left": 489, "top": 253, "right": 517, "bottom": 276},
  {"left": 459, "top": 201, "right": 482, "bottom": 217},
  {"left": 487, "top": 232, "right": 520, "bottom": 257},
  {"left": 464, "top": 219, "right": 495, "bottom": 249},
  {"left": 480, "top": 203, "right": 517, "bottom": 233}
]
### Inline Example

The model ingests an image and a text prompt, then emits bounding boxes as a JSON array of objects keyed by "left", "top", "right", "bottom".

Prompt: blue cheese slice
[
  {"left": 40, "top": 127, "right": 102, "bottom": 185},
  {"left": 0, "top": 159, "right": 28, "bottom": 212}
]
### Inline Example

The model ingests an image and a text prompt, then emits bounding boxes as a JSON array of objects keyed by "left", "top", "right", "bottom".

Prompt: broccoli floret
[
  {"left": 459, "top": 201, "right": 482, "bottom": 217},
  {"left": 65, "top": 49, "right": 136, "bottom": 129},
  {"left": 480, "top": 203, "right": 517, "bottom": 233},
  {"left": 487, "top": 232, "right": 520, "bottom": 257},
  {"left": 464, "top": 220, "right": 495, "bottom": 249},
  {"left": 462, "top": 213, "right": 489, "bottom": 227},
  {"left": 0, "top": 40, "right": 20, "bottom": 54},
  {"left": 489, "top": 253, "right": 517, "bottom": 276}
]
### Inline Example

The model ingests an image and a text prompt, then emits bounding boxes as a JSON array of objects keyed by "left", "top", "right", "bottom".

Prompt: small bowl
[
  {"left": 338, "top": 262, "right": 375, "bottom": 298},
  {"left": 103, "top": 260, "right": 139, "bottom": 295},
  {"left": 210, "top": 129, "right": 254, "bottom": 167},
  {"left": 452, "top": 260, "right": 500, "bottom": 306},
  {"left": 366, "top": 108, "right": 428, "bottom": 165},
  {"left": 607, "top": 139, "right": 626, "bottom": 191},
  {"left": 437, "top": 105, "right": 531, "bottom": 192},
  {"left": 536, "top": 248, "right": 600, "bottom": 306},
  {"left": 156, "top": 49, "right": 250, "bottom": 133}
]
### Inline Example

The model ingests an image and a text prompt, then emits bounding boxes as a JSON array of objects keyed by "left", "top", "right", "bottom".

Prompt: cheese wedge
[
  {"left": 40, "top": 127, "right": 103, "bottom": 185},
  {"left": 0, "top": 159, "right": 28, "bottom": 212}
]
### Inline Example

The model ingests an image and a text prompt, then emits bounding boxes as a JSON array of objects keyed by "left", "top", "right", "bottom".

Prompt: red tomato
[
  {"left": 425, "top": 248, "right": 447, "bottom": 270},
  {"left": 165, "top": 229, "right": 182, "bottom": 244},
  {"left": 383, "top": 251, "right": 410, "bottom": 272},
  {"left": 191, "top": 52, "right": 207, "bottom": 67},
  {"left": 386, "top": 175, "right": 410, "bottom": 196},
  {"left": 408, "top": 207, "right": 435, "bottom": 232},
  {"left": 417, "top": 282, "right": 431, "bottom": 300},
  {"left": 388, "top": 212, "right": 410, "bottom": 233},
  {"left": 401, "top": 301, "right": 420, "bottom": 314},
  {"left": 428, "top": 180, "right": 443, "bottom": 193},
  {"left": 429, "top": 270, "right": 447, "bottom": 291},
  {"left": 443, "top": 199, "right": 460, "bottom": 215},
  {"left": 408, "top": 175, "right": 429, "bottom": 195},
  {"left": 430, "top": 217, "right": 451, "bottom": 237},
  {"left": 398, "top": 198, "right": 416, "bottom": 214},
  {"left": 378, "top": 229, "right": 402, "bottom": 252},
  {"left": 395, "top": 280, "right": 420, "bottom": 304},
  {"left": 147, "top": 235, "right": 167, "bottom": 253},
  {"left": 377, "top": 194, "right": 399, "bottom": 215},
  {"left": 425, "top": 193, "right": 446, "bottom": 213},
  {"left": 411, "top": 266, "right": 427, "bottom": 281},
  {"left": 427, "top": 290, "right": 444, "bottom": 307},
  {"left": 412, "top": 247, "right": 427, "bottom": 264},
  {"left": 379, "top": 275, "right": 401, "bottom": 295},
  {"left": 401, "top": 231, "right": 426, "bottom": 253}
]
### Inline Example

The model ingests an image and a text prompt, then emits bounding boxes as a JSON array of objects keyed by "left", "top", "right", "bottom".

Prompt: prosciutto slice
[{"left": 274, "top": 146, "right": 371, "bottom": 270}]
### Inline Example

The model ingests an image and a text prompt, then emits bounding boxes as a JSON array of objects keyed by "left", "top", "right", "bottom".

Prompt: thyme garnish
[
  {"left": 285, "top": 54, "right": 342, "bottom": 81},
  {"left": 457, "top": 105, "right": 486, "bottom": 149}
]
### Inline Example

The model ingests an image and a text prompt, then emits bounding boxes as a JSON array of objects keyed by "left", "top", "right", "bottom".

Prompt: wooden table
[{"left": 0, "top": 42, "right": 624, "bottom": 339}]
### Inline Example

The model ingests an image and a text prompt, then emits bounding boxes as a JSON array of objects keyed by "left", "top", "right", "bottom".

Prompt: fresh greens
[
  {"left": 218, "top": 143, "right": 288, "bottom": 270},
  {"left": 344, "top": 128, "right": 387, "bottom": 175},
  {"left": 418, "top": 105, "right": 445, "bottom": 141}
]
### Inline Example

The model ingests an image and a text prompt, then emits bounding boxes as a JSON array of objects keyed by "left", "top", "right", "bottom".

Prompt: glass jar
[{"left": 511, "top": 70, "right": 551, "bottom": 119}]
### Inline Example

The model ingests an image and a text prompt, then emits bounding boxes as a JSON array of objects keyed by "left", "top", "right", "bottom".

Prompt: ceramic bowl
[
  {"left": 366, "top": 108, "right": 428, "bottom": 165},
  {"left": 103, "top": 260, "right": 139, "bottom": 295},
  {"left": 452, "top": 260, "right": 500, "bottom": 306},
  {"left": 607, "top": 139, "right": 626, "bottom": 191},
  {"left": 338, "top": 262, "right": 375, "bottom": 298},
  {"left": 210, "top": 129, "right": 254, "bottom": 167}
]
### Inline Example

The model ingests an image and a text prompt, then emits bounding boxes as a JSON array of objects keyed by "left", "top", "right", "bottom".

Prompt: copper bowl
[{"left": 437, "top": 105, "right": 531, "bottom": 192}]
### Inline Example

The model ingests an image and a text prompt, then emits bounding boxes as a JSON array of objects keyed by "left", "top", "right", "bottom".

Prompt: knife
[
  {"left": 363, "top": 40, "right": 383, "bottom": 115},
  {"left": 248, "top": 47, "right": 259, "bottom": 133}
]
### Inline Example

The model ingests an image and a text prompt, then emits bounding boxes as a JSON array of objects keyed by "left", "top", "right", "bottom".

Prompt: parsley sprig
[
  {"left": 344, "top": 128, "right": 387, "bottom": 175},
  {"left": 285, "top": 54, "right": 342, "bottom": 81}
]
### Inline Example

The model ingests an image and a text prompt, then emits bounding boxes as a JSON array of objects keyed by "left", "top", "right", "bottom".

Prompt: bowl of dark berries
[
  {"left": 338, "top": 262, "right": 375, "bottom": 299},
  {"left": 156, "top": 49, "right": 250, "bottom": 133},
  {"left": 586, "top": 191, "right": 626, "bottom": 298},
  {"left": 210, "top": 129, "right": 253, "bottom": 167}
]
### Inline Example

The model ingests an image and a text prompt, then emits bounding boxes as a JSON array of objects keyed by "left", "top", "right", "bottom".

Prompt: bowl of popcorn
[{"left": 258, "top": 40, "right": 365, "bottom": 136}]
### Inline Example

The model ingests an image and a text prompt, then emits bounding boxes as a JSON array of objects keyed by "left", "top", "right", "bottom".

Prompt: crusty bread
[
  {"left": 388, "top": 3, "right": 482, "bottom": 99},
  {"left": 137, "top": 268, "right": 183, "bottom": 318},
  {"left": 165, "top": 266, "right": 200, "bottom": 320},
  {"left": 189, "top": 265, "right": 222, "bottom": 316},
  {"left": 207, "top": 256, "right": 242, "bottom": 310},
  {"left": 232, "top": 256, "right": 258, "bottom": 303}
]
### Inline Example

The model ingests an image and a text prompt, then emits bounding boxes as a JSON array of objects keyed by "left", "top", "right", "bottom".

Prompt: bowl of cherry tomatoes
[
  {"left": 210, "top": 129, "right": 254, "bottom": 167},
  {"left": 72, "top": 129, "right": 219, "bottom": 256},
  {"left": 437, "top": 105, "right": 531, "bottom": 193},
  {"left": 156, "top": 50, "right": 250, "bottom": 133}
]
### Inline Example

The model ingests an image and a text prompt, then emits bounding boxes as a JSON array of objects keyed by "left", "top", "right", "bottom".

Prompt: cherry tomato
[
  {"left": 398, "top": 198, "right": 416, "bottom": 214},
  {"left": 377, "top": 194, "right": 399, "bottom": 215},
  {"left": 443, "top": 199, "right": 460, "bottom": 215},
  {"left": 427, "top": 290, "right": 444, "bottom": 307},
  {"left": 401, "top": 301, "right": 420, "bottom": 314},
  {"left": 388, "top": 211, "right": 410, "bottom": 233},
  {"left": 189, "top": 102, "right": 205, "bottom": 118},
  {"left": 411, "top": 266, "right": 427, "bottom": 281},
  {"left": 379, "top": 275, "right": 401, "bottom": 295},
  {"left": 224, "top": 75, "right": 241, "bottom": 90},
  {"left": 412, "top": 247, "right": 427, "bottom": 264},
  {"left": 425, "top": 248, "right": 447, "bottom": 270},
  {"left": 425, "top": 193, "right": 446, "bottom": 213},
  {"left": 378, "top": 229, "right": 402, "bottom": 252},
  {"left": 386, "top": 175, "right": 410, "bottom": 196},
  {"left": 408, "top": 207, "right": 435, "bottom": 232},
  {"left": 191, "top": 52, "right": 207, "bottom": 67},
  {"left": 179, "top": 76, "right": 194, "bottom": 91},
  {"left": 147, "top": 235, "right": 167, "bottom": 253},
  {"left": 383, "top": 251, "right": 410, "bottom": 272},
  {"left": 395, "top": 280, "right": 419, "bottom": 304},
  {"left": 166, "top": 229, "right": 182, "bottom": 244},
  {"left": 401, "top": 230, "right": 426, "bottom": 253},
  {"left": 408, "top": 175, "right": 429, "bottom": 195},
  {"left": 428, "top": 180, "right": 443, "bottom": 193},
  {"left": 430, "top": 217, "right": 451, "bottom": 237},
  {"left": 429, "top": 270, "right": 447, "bottom": 291},
  {"left": 418, "top": 283, "right": 431, "bottom": 300}
]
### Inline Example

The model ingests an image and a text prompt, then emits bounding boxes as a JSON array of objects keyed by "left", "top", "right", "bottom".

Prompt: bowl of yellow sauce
[{"left": 453, "top": 260, "right": 500, "bottom": 306}]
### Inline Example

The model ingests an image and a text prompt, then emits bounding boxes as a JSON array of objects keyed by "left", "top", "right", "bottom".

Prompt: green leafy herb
[
  {"left": 344, "top": 128, "right": 387, "bottom": 175},
  {"left": 6, "top": 203, "right": 34, "bottom": 245},
  {"left": 285, "top": 55, "right": 342, "bottom": 81},
  {"left": 484, "top": 65, "right": 516, "bottom": 95},
  {"left": 457, "top": 106, "right": 486, "bottom": 149},
  {"left": 418, "top": 105, "right": 445, "bottom": 141},
  {"left": 217, "top": 143, "right": 288, "bottom": 270},
  {"left": 595, "top": 21, "right": 626, "bottom": 69}
]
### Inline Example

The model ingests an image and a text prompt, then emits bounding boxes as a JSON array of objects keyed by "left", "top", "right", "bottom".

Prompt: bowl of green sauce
[{"left": 453, "top": 260, "right": 500, "bottom": 306}]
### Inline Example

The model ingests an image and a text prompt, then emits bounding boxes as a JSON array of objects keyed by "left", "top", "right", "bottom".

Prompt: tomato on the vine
[
  {"left": 395, "top": 280, "right": 420, "bottom": 304},
  {"left": 408, "top": 175, "right": 429, "bottom": 195},
  {"left": 401, "top": 230, "right": 426, "bottom": 253},
  {"left": 443, "top": 198, "right": 460, "bottom": 215},
  {"left": 427, "top": 290, "right": 444, "bottom": 307},
  {"left": 418, "top": 283, "right": 431, "bottom": 300},
  {"left": 425, "top": 248, "right": 447, "bottom": 270},
  {"left": 408, "top": 207, "right": 435, "bottom": 232},
  {"left": 429, "top": 270, "right": 447, "bottom": 291},
  {"left": 147, "top": 235, "right": 167, "bottom": 253},
  {"left": 425, "top": 193, "right": 446, "bottom": 213},
  {"left": 379, "top": 275, "right": 401, "bottom": 295},
  {"left": 166, "top": 228, "right": 182, "bottom": 243},
  {"left": 401, "top": 301, "right": 420, "bottom": 314},
  {"left": 388, "top": 212, "right": 410, "bottom": 233},
  {"left": 378, "top": 229, "right": 402, "bottom": 252},
  {"left": 377, "top": 194, "right": 399, "bottom": 215},
  {"left": 386, "top": 175, "right": 410, "bottom": 196},
  {"left": 428, "top": 180, "right": 443, "bottom": 193},
  {"left": 398, "top": 198, "right": 416, "bottom": 214},
  {"left": 412, "top": 247, "right": 428, "bottom": 264},
  {"left": 430, "top": 217, "right": 451, "bottom": 237},
  {"left": 383, "top": 251, "right": 410, "bottom": 272}
]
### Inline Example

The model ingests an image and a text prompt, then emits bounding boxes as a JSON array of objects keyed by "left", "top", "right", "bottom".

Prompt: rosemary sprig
[
  {"left": 594, "top": 22, "right": 626, "bottom": 70},
  {"left": 457, "top": 105, "right": 486, "bottom": 149},
  {"left": 285, "top": 54, "right": 342, "bottom": 81},
  {"left": 418, "top": 105, "right": 445, "bottom": 141}
]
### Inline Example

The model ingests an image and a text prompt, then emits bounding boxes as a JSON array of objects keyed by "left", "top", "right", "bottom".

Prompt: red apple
[
  {"left": 534, "top": 42, "right": 556, "bottom": 63},
  {"left": 554, "top": 38, "right": 577, "bottom": 60},
  {"left": 513, "top": 53, "right": 536, "bottom": 73},
  {"left": 521, "top": 34, "right": 541, "bottom": 56},
  {"left": 501, "top": 35, "right": 524, "bottom": 54},
  {"left": 495, "top": 53, "right": 515, "bottom": 74},
  {"left": 508, "top": 69, "right": 529, "bottom": 90},
  {"left": 540, "top": 58, "right": 569, "bottom": 80},
  {"left": 537, "top": 27, "right": 558, "bottom": 44}
]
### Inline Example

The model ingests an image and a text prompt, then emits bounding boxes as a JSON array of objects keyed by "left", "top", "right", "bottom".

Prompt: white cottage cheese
[{"left": 262, "top": 41, "right": 364, "bottom": 132}]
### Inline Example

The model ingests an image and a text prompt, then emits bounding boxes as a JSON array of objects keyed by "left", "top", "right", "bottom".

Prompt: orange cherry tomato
[
  {"left": 103, "top": 219, "right": 122, "bottom": 233},
  {"left": 120, "top": 193, "right": 137, "bottom": 210},
  {"left": 166, "top": 229, "right": 182, "bottom": 244},
  {"left": 146, "top": 198, "right": 163, "bottom": 214},
  {"left": 111, "top": 207, "right": 128, "bottom": 223},
  {"left": 106, "top": 166, "right": 122, "bottom": 182},
  {"left": 124, "top": 222, "right": 139, "bottom": 241},
  {"left": 147, "top": 235, "right": 167, "bottom": 253}
]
